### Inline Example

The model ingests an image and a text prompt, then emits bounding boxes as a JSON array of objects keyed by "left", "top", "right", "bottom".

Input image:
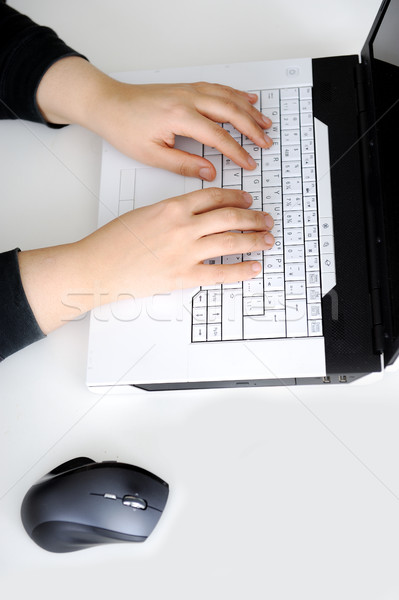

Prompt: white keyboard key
[
  {"left": 264, "top": 255, "right": 284, "bottom": 272},
  {"left": 281, "top": 87, "right": 298, "bottom": 99},
  {"left": 222, "top": 289, "right": 243, "bottom": 340},
  {"left": 261, "top": 89, "right": 280, "bottom": 108},
  {"left": 306, "top": 255, "right": 320, "bottom": 271},
  {"left": 303, "top": 181, "right": 316, "bottom": 195},
  {"left": 309, "top": 319, "right": 323, "bottom": 336},
  {"left": 302, "top": 153, "right": 315, "bottom": 168},
  {"left": 243, "top": 311, "right": 286, "bottom": 339},
  {"left": 321, "top": 253, "right": 335, "bottom": 273},
  {"left": 301, "top": 125, "right": 314, "bottom": 139},
  {"left": 301, "top": 112, "right": 314, "bottom": 126},
  {"left": 193, "top": 290, "right": 207, "bottom": 308},
  {"left": 264, "top": 274, "right": 285, "bottom": 291},
  {"left": 307, "top": 287, "right": 321, "bottom": 302},
  {"left": 281, "top": 114, "right": 301, "bottom": 130},
  {"left": 282, "top": 145, "right": 301, "bottom": 160},
  {"left": 243, "top": 174, "right": 262, "bottom": 192},
  {"left": 303, "top": 167, "right": 316, "bottom": 182},
  {"left": 299, "top": 86, "right": 312, "bottom": 100},
  {"left": 300, "top": 99, "right": 313, "bottom": 113},
  {"left": 283, "top": 162, "right": 301, "bottom": 177},
  {"left": 306, "top": 271, "right": 321, "bottom": 287},
  {"left": 208, "top": 289, "right": 222, "bottom": 306},
  {"left": 304, "top": 210, "right": 318, "bottom": 225},
  {"left": 263, "top": 154, "right": 281, "bottom": 171},
  {"left": 223, "top": 169, "right": 242, "bottom": 186},
  {"left": 281, "top": 99, "right": 299, "bottom": 114},
  {"left": 284, "top": 227, "right": 304, "bottom": 245},
  {"left": 243, "top": 296, "right": 264, "bottom": 316},
  {"left": 207, "top": 323, "right": 222, "bottom": 341},
  {"left": 192, "top": 307, "right": 207, "bottom": 323},
  {"left": 243, "top": 278, "right": 264, "bottom": 296},
  {"left": 243, "top": 250, "right": 263, "bottom": 262},
  {"left": 283, "top": 195, "right": 302, "bottom": 210},
  {"left": 286, "top": 281, "right": 306, "bottom": 299},
  {"left": 305, "top": 225, "right": 318, "bottom": 240},
  {"left": 320, "top": 235, "right": 334, "bottom": 253},
  {"left": 308, "top": 303, "right": 322, "bottom": 319},
  {"left": 319, "top": 216, "right": 334, "bottom": 235},
  {"left": 223, "top": 253, "right": 242, "bottom": 265},
  {"left": 284, "top": 245, "right": 304, "bottom": 263},
  {"left": 302, "top": 139, "right": 314, "bottom": 153},
  {"left": 284, "top": 211, "right": 303, "bottom": 228},
  {"left": 285, "top": 262, "right": 305, "bottom": 281},
  {"left": 305, "top": 240, "right": 319, "bottom": 255},
  {"left": 263, "top": 171, "right": 281, "bottom": 187},
  {"left": 271, "top": 220, "right": 283, "bottom": 237},
  {"left": 262, "top": 187, "right": 282, "bottom": 203},
  {"left": 283, "top": 178, "right": 302, "bottom": 194},
  {"left": 286, "top": 299, "right": 308, "bottom": 337},
  {"left": 304, "top": 196, "right": 317, "bottom": 210},
  {"left": 264, "top": 291, "right": 285, "bottom": 310},
  {"left": 192, "top": 324, "right": 207, "bottom": 342},
  {"left": 282, "top": 130, "right": 300, "bottom": 145},
  {"left": 267, "top": 123, "right": 280, "bottom": 139}
]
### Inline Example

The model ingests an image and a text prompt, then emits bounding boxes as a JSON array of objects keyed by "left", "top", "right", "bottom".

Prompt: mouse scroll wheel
[{"left": 122, "top": 495, "right": 147, "bottom": 510}]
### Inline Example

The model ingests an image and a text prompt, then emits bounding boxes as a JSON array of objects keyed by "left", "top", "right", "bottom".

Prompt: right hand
[{"left": 78, "top": 187, "right": 274, "bottom": 301}]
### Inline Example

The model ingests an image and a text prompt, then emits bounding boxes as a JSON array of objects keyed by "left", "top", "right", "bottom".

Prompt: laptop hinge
[{"left": 354, "top": 63, "right": 384, "bottom": 354}]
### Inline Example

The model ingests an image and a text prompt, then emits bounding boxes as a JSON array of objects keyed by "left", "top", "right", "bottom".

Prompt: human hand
[
  {"left": 90, "top": 80, "right": 273, "bottom": 181},
  {"left": 36, "top": 58, "right": 273, "bottom": 180},
  {"left": 78, "top": 188, "right": 275, "bottom": 300},
  {"left": 18, "top": 188, "right": 274, "bottom": 334}
]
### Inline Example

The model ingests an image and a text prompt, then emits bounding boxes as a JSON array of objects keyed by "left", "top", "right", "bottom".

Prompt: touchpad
[{"left": 134, "top": 168, "right": 186, "bottom": 209}]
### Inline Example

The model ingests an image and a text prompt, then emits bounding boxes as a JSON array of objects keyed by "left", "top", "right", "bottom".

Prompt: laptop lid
[{"left": 360, "top": 0, "right": 399, "bottom": 367}]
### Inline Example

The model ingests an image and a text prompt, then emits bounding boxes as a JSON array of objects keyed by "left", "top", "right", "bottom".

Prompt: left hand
[{"left": 36, "top": 58, "right": 273, "bottom": 180}]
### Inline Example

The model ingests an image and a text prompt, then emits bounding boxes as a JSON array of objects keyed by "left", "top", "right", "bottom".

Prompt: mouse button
[
  {"left": 48, "top": 457, "right": 95, "bottom": 476},
  {"left": 122, "top": 495, "right": 147, "bottom": 510}
]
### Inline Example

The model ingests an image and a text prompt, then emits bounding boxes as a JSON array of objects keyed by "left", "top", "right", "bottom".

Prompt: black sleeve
[
  {"left": 0, "top": 3, "right": 87, "bottom": 360},
  {"left": 0, "top": 1, "right": 87, "bottom": 125},
  {"left": 0, "top": 249, "right": 45, "bottom": 361}
]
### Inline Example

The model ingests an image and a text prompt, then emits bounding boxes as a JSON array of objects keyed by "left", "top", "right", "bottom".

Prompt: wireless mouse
[{"left": 20, "top": 457, "right": 169, "bottom": 553}]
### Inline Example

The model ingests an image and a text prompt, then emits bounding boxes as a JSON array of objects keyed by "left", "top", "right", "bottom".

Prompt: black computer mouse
[{"left": 21, "top": 457, "right": 169, "bottom": 553}]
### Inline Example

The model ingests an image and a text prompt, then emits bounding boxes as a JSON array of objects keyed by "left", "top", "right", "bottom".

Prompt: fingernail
[
  {"left": 247, "top": 93, "right": 258, "bottom": 102},
  {"left": 247, "top": 155, "right": 257, "bottom": 169},
  {"left": 264, "top": 213, "right": 274, "bottom": 229},
  {"left": 264, "top": 233, "right": 275, "bottom": 245},
  {"left": 262, "top": 115, "right": 272, "bottom": 128},
  {"left": 264, "top": 133, "right": 273, "bottom": 147},
  {"left": 251, "top": 262, "right": 262, "bottom": 273},
  {"left": 199, "top": 167, "right": 213, "bottom": 181},
  {"left": 243, "top": 192, "right": 253, "bottom": 206}
]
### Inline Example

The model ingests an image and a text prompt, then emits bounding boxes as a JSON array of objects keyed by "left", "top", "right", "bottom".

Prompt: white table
[{"left": 2, "top": 1, "right": 399, "bottom": 599}]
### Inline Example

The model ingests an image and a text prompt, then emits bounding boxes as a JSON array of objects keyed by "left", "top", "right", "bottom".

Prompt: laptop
[{"left": 86, "top": 0, "right": 399, "bottom": 392}]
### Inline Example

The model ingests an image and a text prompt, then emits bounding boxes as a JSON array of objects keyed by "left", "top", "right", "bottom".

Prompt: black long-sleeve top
[{"left": 0, "top": 1, "right": 85, "bottom": 360}]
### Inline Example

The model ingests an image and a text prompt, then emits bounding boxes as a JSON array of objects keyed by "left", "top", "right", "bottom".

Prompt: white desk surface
[{"left": 2, "top": 1, "right": 399, "bottom": 598}]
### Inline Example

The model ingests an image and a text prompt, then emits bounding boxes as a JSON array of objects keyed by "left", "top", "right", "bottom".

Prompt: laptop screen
[{"left": 366, "top": 0, "right": 399, "bottom": 365}]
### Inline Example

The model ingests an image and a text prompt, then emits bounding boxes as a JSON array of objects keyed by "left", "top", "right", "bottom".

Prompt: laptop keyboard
[{"left": 191, "top": 86, "right": 329, "bottom": 343}]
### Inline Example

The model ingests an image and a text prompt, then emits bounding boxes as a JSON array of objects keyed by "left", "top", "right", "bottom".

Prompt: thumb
[{"left": 152, "top": 145, "right": 217, "bottom": 181}]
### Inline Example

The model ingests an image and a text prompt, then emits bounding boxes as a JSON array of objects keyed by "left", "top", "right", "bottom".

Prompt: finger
[
  {"left": 195, "top": 96, "right": 273, "bottom": 150},
  {"left": 193, "top": 82, "right": 273, "bottom": 132},
  {"left": 193, "top": 202, "right": 274, "bottom": 237},
  {"left": 186, "top": 187, "right": 254, "bottom": 215},
  {"left": 148, "top": 144, "right": 217, "bottom": 180},
  {"left": 178, "top": 112, "right": 262, "bottom": 171},
  {"left": 190, "top": 260, "right": 263, "bottom": 286},
  {"left": 195, "top": 230, "right": 275, "bottom": 261}
]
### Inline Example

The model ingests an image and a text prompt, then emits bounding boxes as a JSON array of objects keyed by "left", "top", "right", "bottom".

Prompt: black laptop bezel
[{"left": 360, "top": 0, "right": 399, "bottom": 367}]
